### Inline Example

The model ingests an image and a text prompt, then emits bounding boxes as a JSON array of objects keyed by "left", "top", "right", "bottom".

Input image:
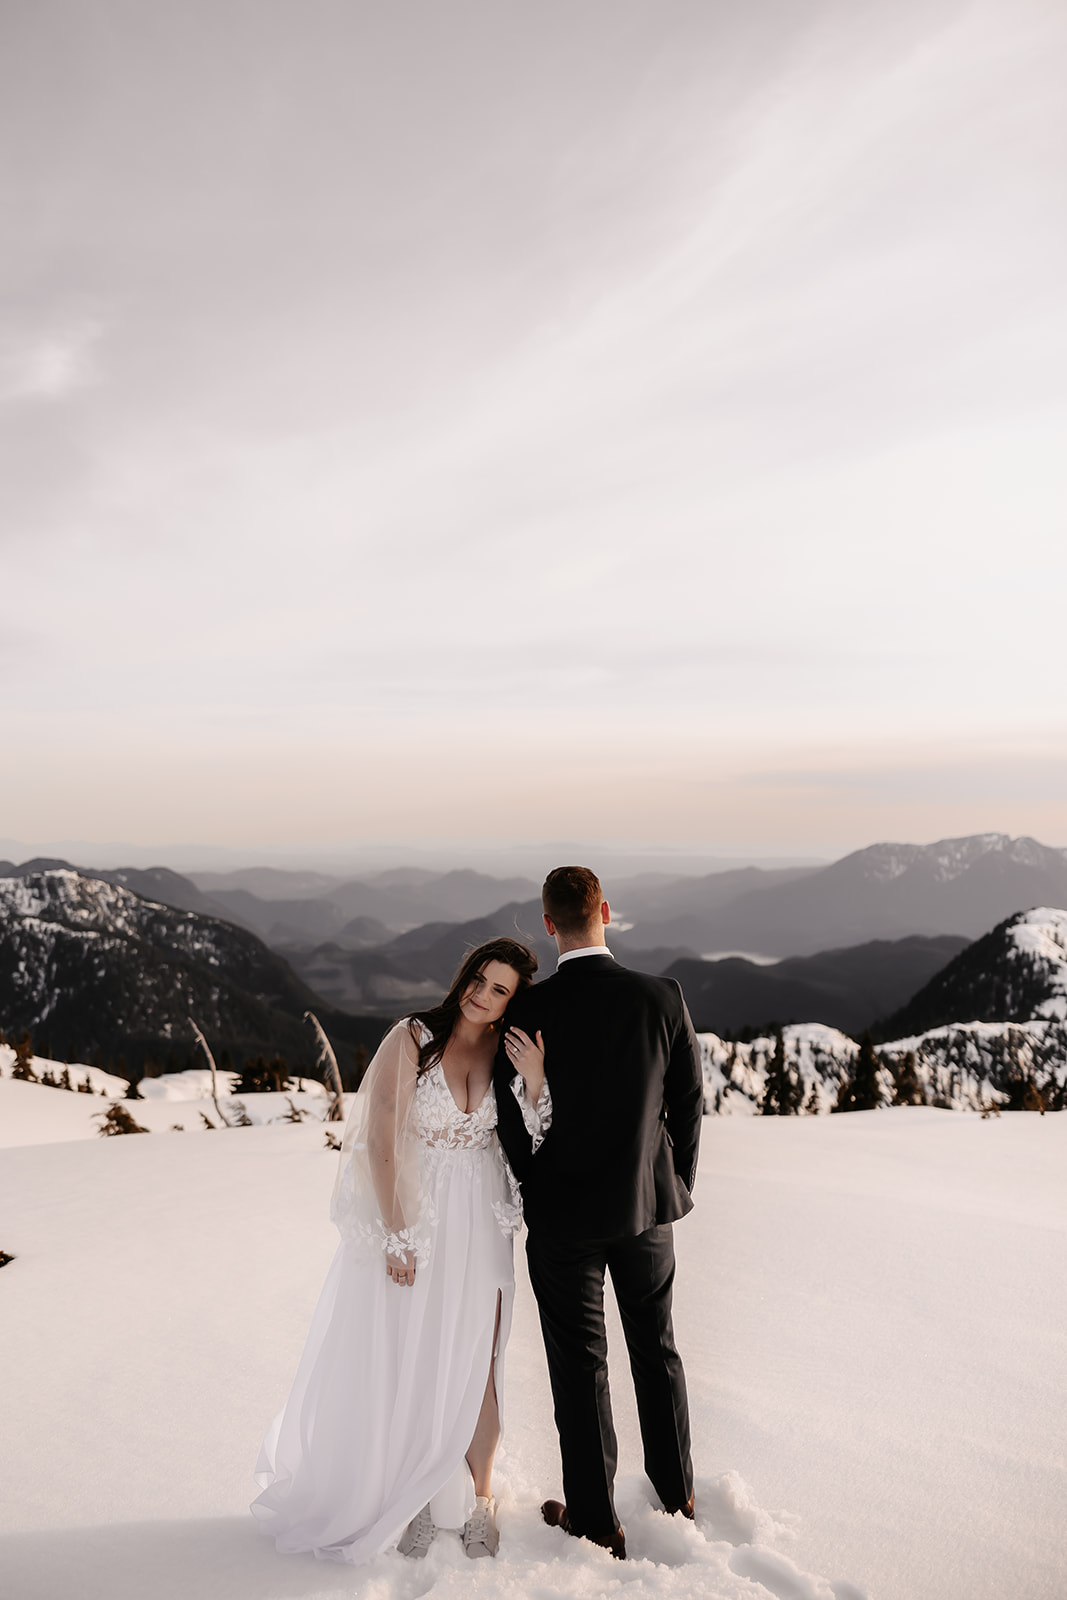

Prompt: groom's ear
[
  {"left": 600, "top": 901, "right": 611, "bottom": 926},
  {"left": 543, "top": 912, "right": 557, "bottom": 937}
]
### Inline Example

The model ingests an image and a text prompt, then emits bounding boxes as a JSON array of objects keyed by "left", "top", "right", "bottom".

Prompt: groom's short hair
[{"left": 542, "top": 866, "right": 604, "bottom": 935}]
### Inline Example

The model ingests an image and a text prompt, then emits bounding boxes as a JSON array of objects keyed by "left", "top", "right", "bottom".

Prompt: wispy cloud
[{"left": 0, "top": 318, "right": 102, "bottom": 403}]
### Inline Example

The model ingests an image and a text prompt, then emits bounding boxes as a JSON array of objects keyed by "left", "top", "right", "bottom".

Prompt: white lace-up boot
[
  {"left": 397, "top": 1504, "right": 436, "bottom": 1557},
  {"left": 462, "top": 1495, "right": 499, "bottom": 1558}
]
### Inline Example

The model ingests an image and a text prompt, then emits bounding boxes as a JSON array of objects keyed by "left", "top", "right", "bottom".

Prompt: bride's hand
[
  {"left": 505, "top": 1026, "right": 545, "bottom": 1101},
  {"left": 386, "top": 1250, "right": 415, "bottom": 1287}
]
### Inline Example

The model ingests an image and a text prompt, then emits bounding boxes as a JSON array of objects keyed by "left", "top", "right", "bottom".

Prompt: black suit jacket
[{"left": 494, "top": 954, "right": 704, "bottom": 1241}]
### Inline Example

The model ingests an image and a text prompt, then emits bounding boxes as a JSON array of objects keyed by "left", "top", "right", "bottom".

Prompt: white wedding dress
[{"left": 252, "top": 1022, "right": 521, "bottom": 1564}]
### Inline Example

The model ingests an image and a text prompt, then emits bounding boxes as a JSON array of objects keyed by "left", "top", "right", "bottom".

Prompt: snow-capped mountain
[
  {"left": 0, "top": 869, "right": 383, "bottom": 1078},
  {"left": 698, "top": 909, "right": 1067, "bottom": 1116},
  {"left": 877, "top": 906, "right": 1067, "bottom": 1037},
  {"left": 635, "top": 833, "right": 1067, "bottom": 957}
]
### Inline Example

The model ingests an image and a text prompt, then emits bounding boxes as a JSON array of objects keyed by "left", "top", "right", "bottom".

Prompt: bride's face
[{"left": 459, "top": 959, "right": 520, "bottom": 1027}]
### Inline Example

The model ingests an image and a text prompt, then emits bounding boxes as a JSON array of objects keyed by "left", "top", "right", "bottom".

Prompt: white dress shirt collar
[{"left": 556, "top": 945, "right": 615, "bottom": 968}]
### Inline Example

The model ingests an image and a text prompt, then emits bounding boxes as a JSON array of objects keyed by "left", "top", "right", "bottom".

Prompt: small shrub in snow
[
  {"left": 279, "top": 1096, "right": 307, "bottom": 1124},
  {"left": 324, "top": 1129, "right": 342, "bottom": 1151},
  {"left": 228, "top": 1100, "right": 254, "bottom": 1127},
  {"left": 171, "top": 1123, "right": 185, "bottom": 1132},
  {"left": 235, "top": 1055, "right": 291, "bottom": 1094},
  {"left": 0, "top": 1250, "right": 14, "bottom": 1269},
  {"left": 95, "top": 1103, "right": 149, "bottom": 1137},
  {"left": 11, "top": 1032, "right": 37, "bottom": 1082},
  {"left": 200, "top": 1111, "right": 216, "bottom": 1130}
]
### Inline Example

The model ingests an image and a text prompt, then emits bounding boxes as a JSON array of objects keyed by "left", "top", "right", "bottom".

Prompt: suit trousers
[{"left": 525, "top": 1223, "right": 694, "bottom": 1538}]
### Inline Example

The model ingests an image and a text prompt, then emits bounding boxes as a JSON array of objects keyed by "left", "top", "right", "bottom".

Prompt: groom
[{"left": 494, "top": 865, "right": 703, "bottom": 1559}]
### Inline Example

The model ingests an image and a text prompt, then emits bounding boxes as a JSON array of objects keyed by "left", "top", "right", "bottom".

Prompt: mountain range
[
  {"left": 875, "top": 905, "right": 1067, "bottom": 1039},
  {"left": 0, "top": 870, "right": 383, "bottom": 1078},
  {"left": 6, "top": 833, "right": 1064, "bottom": 960},
  {"left": 664, "top": 936, "right": 969, "bottom": 1037},
  {"left": 609, "top": 834, "right": 1067, "bottom": 956},
  {"left": 702, "top": 908, "right": 1067, "bottom": 1116},
  {"left": 3, "top": 834, "right": 1067, "bottom": 1081}
]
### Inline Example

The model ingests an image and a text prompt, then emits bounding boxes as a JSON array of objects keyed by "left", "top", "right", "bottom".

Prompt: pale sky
[{"left": 3, "top": 0, "right": 1066, "bottom": 859}]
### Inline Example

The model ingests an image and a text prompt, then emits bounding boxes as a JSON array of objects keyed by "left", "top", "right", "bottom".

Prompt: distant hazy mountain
[
  {"left": 326, "top": 870, "right": 541, "bottom": 927},
  {"left": 875, "top": 906, "right": 1067, "bottom": 1039},
  {"left": 284, "top": 900, "right": 695, "bottom": 1015},
  {"left": 187, "top": 866, "right": 541, "bottom": 941},
  {"left": 188, "top": 867, "right": 347, "bottom": 899},
  {"left": 609, "top": 865, "right": 817, "bottom": 923},
  {"left": 0, "top": 869, "right": 385, "bottom": 1077},
  {"left": 622, "top": 834, "right": 1067, "bottom": 957},
  {"left": 667, "top": 935, "right": 969, "bottom": 1037},
  {"left": 206, "top": 888, "right": 351, "bottom": 945}
]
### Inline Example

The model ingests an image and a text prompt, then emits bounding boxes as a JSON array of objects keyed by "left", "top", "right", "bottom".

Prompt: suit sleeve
[
  {"left": 493, "top": 1025, "right": 535, "bottom": 1186},
  {"left": 664, "top": 984, "right": 704, "bottom": 1192}
]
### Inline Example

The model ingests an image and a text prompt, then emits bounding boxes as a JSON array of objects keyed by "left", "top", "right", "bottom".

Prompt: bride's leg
[{"left": 465, "top": 1291, "right": 502, "bottom": 1499}]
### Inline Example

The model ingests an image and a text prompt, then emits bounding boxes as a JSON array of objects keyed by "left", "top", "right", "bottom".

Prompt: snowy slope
[
  {"left": 0, "top": 1046, "right": 340, "bottom": 1149},
  {"left": 0, "top": 867, "right": 379, "bottom": 1069},
  {"left": 1, "top": 1106, "right": 1065, "bottom": 1600},
  {"left": 696, "top": 911, "right": 1067, "bottom": 1114}
]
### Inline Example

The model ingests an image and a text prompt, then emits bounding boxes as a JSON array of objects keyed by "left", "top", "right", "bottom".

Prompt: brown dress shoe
[
  {"left": 541, "top": 1500, "right": 626, "bottom": 1559},
  {"left": 664, "top": 1494, "right": 695, "bottom": 1520}
]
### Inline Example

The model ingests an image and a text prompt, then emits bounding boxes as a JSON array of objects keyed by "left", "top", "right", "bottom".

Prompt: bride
[{"left": 252, "top": 936, "right": 544, "bottom": 1564}]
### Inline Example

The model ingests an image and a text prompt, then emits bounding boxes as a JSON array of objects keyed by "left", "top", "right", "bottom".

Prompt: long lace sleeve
[
  {"left": 365, "top": 1026, "right": 417, "bottom": 1241},
  {"left": 509, "top": 1075, "right": 553, "bottom": 1152},
  {"left": 330, "top": 1022, "right": 429, "bottom": 1265}
]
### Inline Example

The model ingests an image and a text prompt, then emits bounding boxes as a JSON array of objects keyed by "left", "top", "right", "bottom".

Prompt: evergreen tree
[
  {"left": 761, "top": 1028, "right": 803, "bottom": 1115},
  {"left": 59, "top": 1066, "right": 72, "bottom": 1091},
  {"left": 1022, "top": 1078, "right": 1046, "bottom": 1114},
  {"left": 95, "top": 1103, "right": 148, "bottom": 1136},
  {"left": 891, "top": 1051, "right": 924, "bottom": 1106},
  {"left": 834, "top": 1032, "right": 884, "bottom": 1113},
  {"left": 11, "top": 1031, "right": 37, "bottom": 1082}
]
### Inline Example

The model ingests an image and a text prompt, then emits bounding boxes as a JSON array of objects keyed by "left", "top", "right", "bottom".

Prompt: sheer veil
[{"left": 330, "top": 1020, "right": 431, "bottom": 1266}]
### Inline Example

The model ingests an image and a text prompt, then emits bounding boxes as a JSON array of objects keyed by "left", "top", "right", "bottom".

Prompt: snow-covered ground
[
  {"left": 0, "top": 1050, "right": 337, "bottom": 1148},
  {"left": 1, "top": 1087, "right": 1064, "bottom": 1600}
]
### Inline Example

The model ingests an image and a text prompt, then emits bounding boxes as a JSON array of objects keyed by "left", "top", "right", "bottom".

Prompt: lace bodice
[
  {"left": 414, "top": 1061, "right": 499, "bottom": 1150},
  {"left": 331, "top": 1024, "right": 521, "bottom": 1265}
]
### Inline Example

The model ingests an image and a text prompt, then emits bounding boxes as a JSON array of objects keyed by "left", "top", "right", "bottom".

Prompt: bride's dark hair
[{"left": 407, "top": 937, "right": 538, "bottom": 1077}]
